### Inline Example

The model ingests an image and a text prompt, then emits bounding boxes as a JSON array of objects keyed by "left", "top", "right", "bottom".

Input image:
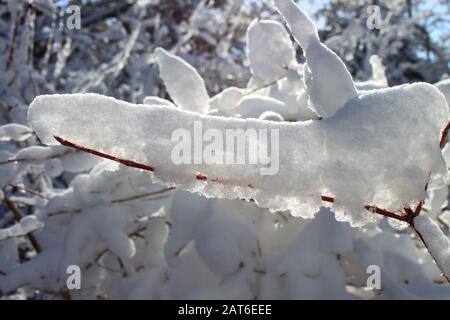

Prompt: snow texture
[
  {"left": 246, "top": 19, "right": 297, "bottom": 87},
  {"left": 436, "top": 79, "right": 450, "bottom": 106},
  {"left": 0, "top": 123, "right": 33, "bottom": 141},
  {"left": 356, "top": 56, "right": 389, "bottom": 91},
  {"left": 1, "top": 0, "right": 449, "bottom": 300},
  {"left": 0, "top": 216, "right": 44, "bottom": 241},
  {"left": 28, "top": 82, "right": 448, "bottom": 227},
  {"left": 414, "top": 216, "right": 450, "bottom": 280},
  {"left": 273, "top": 0, "right": 357, "bottom": 118},
  {"left": 209, "top": 87, "right": 246, "bottom": 113},
  {"left": 238, "top": 95, "right": 291, "bottom": 119},
  {"left": 143, "top": 96, "right": 176, "bottom": 108},
  {"left": 155, "top": 47, "right": 210, "bottom": 114}
]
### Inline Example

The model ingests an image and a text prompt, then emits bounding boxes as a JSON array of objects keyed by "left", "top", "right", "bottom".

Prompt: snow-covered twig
[
  {"left": 51, "top": 131, "right": 450, "bottom": 283},
  {"left": 51, "top": 135, "right": 427, "bottom": 223},
  {"left": 0, "top": 215, "right": 44, "bottom": 241},
  {"left": 47, "top": 187, "right": 175, "bottom": 217},
  {"left": 0, "top": 149, "right": 73, "bottom": 166},
  {"left": 53, "top": 136, "right": 154, "bottom": 172},
  {"left": 412, "top": 216, "right": 450, "bottom": 282},
  {"left": 8, "top": 183, "right": 47, "bottom": 199},
  {"left": 3, "top": 196, "right": 42, "bottom": 253}
]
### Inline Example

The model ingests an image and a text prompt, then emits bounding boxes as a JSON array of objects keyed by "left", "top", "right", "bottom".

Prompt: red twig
[
  {"left": 196, "top": 174, "right": 208, "bottom": 181},
  {"left": 440, "top": 122, "right": 450, "bottom": 149},
  {"left": 321, "top": 194, "right": 416, "bottom": 222},
  {"left": 54, "top": 136, "right": 154, "bottom": 172}
]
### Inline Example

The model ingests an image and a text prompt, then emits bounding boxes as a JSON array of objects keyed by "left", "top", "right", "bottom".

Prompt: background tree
[{"left": 317, "top": 0, "right": 449, "bottom": 85}]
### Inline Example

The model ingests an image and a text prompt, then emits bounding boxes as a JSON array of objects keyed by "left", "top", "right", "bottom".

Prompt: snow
[
  {"left": 0, "top": 151, "right": 17, "bottom": 188},
  {"left": 44, "top": 158, "right": 63, "bottom": 178},
  {"left": 194, "top": 208, "right": 257, "bottom": 276},
  {"left": 435, "top": 79, "right": 450, "bottom": 106},
  {"left": 273, "top": 0, "right": 357, "bottom": 118},
  {"left": 28, "top": 81, "right": 448, "bottom": 226},
  {"left": 209, "top": 87, "right": 245, "bottom": 113},
  {"left": 237, "top": 95, "right": 291, "bottom": 119},
  {"left": 101, "top": 212, "right": 137, "bottom": 260},
  {"left": 355, "top": 55, "right": 389, "bottom": 91},
  {"left": 1, "top": 248, "right": 61, "bottom": 293},
  {"left": 246, "top": 19, "right": 297, "bottom": 87},
  {"left": 259, "top": 111, "right": 284, "bottom": 122},
  {"left": 0, "top": 123, "right": 33, "bottom": 141},
  {"left": 154, "top": 48, "right": 210, "bottom": 114},
  {"left": 2, "top": 0, "right": 450, "bottom": 300},
  {"left": 143, "top": 96, "right": 175, "bottom": 108},
  {"left": 7, "top": 144, "right": 99, "bottom": 173},
  {"left": 0, "top": 216, "right": 44, "bottom": 241},
  {"left": 414, "top": 216, "right": 450, "bottom": 280}
]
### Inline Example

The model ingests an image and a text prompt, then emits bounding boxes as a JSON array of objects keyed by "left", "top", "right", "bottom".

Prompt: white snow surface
[
  {"left": 0, "top": 123, "right": 33, "bottom": 141},
  {"left": 273, "top": 0, "right": 357, "bottom": 118},
  {"left": 1, "top": 0, "right": 449, "bottom": 299},
  {"left": 435, "top": 79, "right": 450, "bottom": 106},
  {"left": 155, "top": 47, "right": 210, "bottom": 114},
  {"left": 246, "top": 19, "right": 297, "bottom": 87},
  {"left": 28, "top": 82, "right": 448, "bottom": 227},
  {"left": 355, "top": 55, "right": 389, "bottom": 91},
  {"left": 143, "top": 96, "right": 176, "bottom": 108},
  {"left": 0, "top": 216, "right": 44, "bottom": 241},
  {"left": 414, "top": 215, "right": 450, "bottom": 280}
]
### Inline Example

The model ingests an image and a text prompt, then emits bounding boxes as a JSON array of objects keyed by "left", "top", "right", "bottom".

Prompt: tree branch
[
  {"left": 53, "top": 135, "right": 426, "bottom": 223},
  {"left": 3, "top": 196, "right": 42, "bottom": 253},
  {"left": 52, "top": 126, "right": 450, "bottom": 283},
  {"left": 47, "top": 187, "right": 175, "bottom": 217},
  {"left": 411, "top": 220, "right": 450, "bottom": 283}
]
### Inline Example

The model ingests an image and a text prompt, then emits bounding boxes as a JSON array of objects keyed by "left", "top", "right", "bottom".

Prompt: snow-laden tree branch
[
  {"left": 29, "top": 85, "right": 448, "bottom": 227},
  {"left": 413, "top": 216, "right": 450, "bottom": 282},
  {"left": 2, "top": 0, "right": 450, "bottom": 299},
  {"left": 26, "top": 0, "right": 450, "bottom": 281},
  {"left": 28, "top": 0, "right": 449, "bottom": 225}
]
